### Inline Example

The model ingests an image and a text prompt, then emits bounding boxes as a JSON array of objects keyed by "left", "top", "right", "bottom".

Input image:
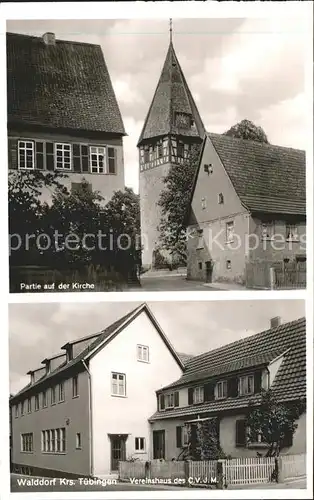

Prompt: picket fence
[{"left": 119, "top": 454, "right": 306, "bottom": 487}]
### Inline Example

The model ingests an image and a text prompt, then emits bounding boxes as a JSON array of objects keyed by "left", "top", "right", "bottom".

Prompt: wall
[
  {"left": 187, "top": 137, "right": 250, "bottom": 283},
  {"left": 11, "top": 370, "right": 90, "bottom": 476},
  {"left": 150, "top": 418, "right": 187, "bottom": 461},
  {"left": 8, "top": 129, "right": 125, "bottom": 205},
  {"left": 89, "top": 310, "right": 183, "bottom": 476}
]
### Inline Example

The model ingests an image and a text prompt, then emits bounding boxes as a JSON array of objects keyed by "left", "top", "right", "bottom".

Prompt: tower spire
[{"left": 169, "top": 18, "right": 173, "bottom": 43}]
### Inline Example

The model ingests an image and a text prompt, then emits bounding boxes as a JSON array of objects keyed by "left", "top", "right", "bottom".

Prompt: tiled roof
[
  {"left": 208, "top": 133, "right": 306, "bottom": 215},
  {"left": 7, "top": 32, "right": 126, "bottom": 134},
  {"left": 177, "top": 352, "right": 194, "bottom": 364},
  {"left": 10, "top": 303, "right": 185, "bottom": 402},
  {"left": 138, "top": 42, "right": 205, "bottom": 144},
  {"left": 150, "top": 317, "right": 306, "bottom": 421}
]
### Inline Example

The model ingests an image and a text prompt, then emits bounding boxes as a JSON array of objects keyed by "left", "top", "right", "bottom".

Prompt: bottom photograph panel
[{"left": 9, "top": 299, "right": 306, "bottom": 492}]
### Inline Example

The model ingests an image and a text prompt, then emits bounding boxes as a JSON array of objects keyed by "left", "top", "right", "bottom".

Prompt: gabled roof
[
  {"left": 10, "top": 303, "right": 184, "bottom": 403},
  {"left": 177, "top": 352, "right": 194, "bottom": 364},
  {"left": 138, "top": 41, "right": 205, "bottom": 145},
  {"left": 7, "top": 32, "right": 126, "bottom": 135},
  {"left": 150, "top": 317, "right": 306, "bottom": 420},
  {"left": 188, "top": 132, "right": 306, "bottom": 219}
]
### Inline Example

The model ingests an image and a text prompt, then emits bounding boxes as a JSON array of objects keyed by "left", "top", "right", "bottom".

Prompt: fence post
[
  {"left": 145, "top": 461, "right": 151, "bottom": 480},
  {"left": 184, "top": 461, "right": 191, "bottom": 487},
  {"left": 276, "top": 456, "right": 283, "bottom": 483},
  {"left": 216, "top": 460, "right": 224, "bottom": 489},
  {"left": 269, "top": 267, "right": 275, "bottom": 290}
]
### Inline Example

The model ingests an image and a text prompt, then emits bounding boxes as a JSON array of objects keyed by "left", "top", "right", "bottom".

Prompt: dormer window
[
  {"left": 215, "top": 380, "right": 227, "bottom": 400},
  {"left": 239, "top": 375, "right": 254, "bottom": 396},
  {"left": 286, "top": 224, "right": 299, "bottom": 242},
  {"left": 193, "top": 386, "right": 204, "bottom": 404},
  {"left": 159, "top": 391, "right": 179, "bottom": 410}
]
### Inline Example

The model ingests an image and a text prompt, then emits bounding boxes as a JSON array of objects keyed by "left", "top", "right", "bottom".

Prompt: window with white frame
[
  {"left": 286, "top": 224, "right": 299, "bottom": 241},
  {"left": 21, "top": 433, "right": 33, "bottom": 452},
  {"left": 137, "top": 345, "right": 149, "bottom": 362},
  {"left": 239, "top": 375, "right": 254, "bottom": 396},
  {"left": 90, "top": 146, "right": 106, "bottom": 173},
  {"left": 42, "top": 390, "right": 47, "bottom": 408},
  {"left": 15, "top": 405, "right": 19, "bottom": 418},
  {"left": 193, "top": 386, "right": 204, "bottom": 404},
  {"left": 182, "top": 426, "right": 189, "bottom": 446},
  {"left": 42, "top": 428, "right": 66, "bottom": 453},
  {"left": 58, "top": 382, "right": 65, "bottom": 402},
  {"left": 215, "top": 380, "right": 227, "bottom": 399},
  {"left": 55, "top": 143, "right": 72, "bottom": 170},
  {"left": 51, "top": 386, "right": 56, "bottom": 405},
  {"left": 72, "top": 375, "right": 79, "bottom": 398},
  {"left": 111, "top": 372, "right": 126, "bottom": 396},
  {"left": 34, "top": 395, "right": 39, "bottom": 411},
  {"left": 226, "top": 221, "right": 234, "bottom": 243},
  {"left": 21, "top": 401, "right": 24, "bottom": 416},
  {"left": 261, "top": 222, "right": 274, "bottom": 240},
  {"left": 196, "top": 229, "right": 204, "bottom": 249},
  {"left": 201, "top": 197, "right": 207, "bottom": 210},
  {"left": 135, "top": 437, "right": 146, "bottom": 452},
  {"left": 76, "top": 433, "right": 82, "bottom": 449},
  {"left": 27, "top": 398, "right": 32, "bottom": 413},
  {"left": 165, "top": 393, "right": 174, "bottom": 408},
  {"left": 18, "top": 141, "right": 35, "bottom": 169}
]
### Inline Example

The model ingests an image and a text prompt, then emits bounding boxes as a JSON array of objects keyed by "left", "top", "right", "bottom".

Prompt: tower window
[
  {"left": 177, "top": 142, "right": 184, "bottom": 158},
  {"left": 157, "top": 143, "right": 163, "bottom": 158},
  {"left": 144, "top": 150, "right": 149, "bottom": 163}
]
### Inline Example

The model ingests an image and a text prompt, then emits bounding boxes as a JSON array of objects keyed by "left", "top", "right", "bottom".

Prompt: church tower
[{"left": 138, "top": 21, "right": 205, "bottom": 269}]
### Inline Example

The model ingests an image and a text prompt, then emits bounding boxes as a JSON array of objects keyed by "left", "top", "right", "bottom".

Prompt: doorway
[
  {"left": 153, "top": 430, "right": 165, "bottom": 459},
  {"left": 109, "top": 434, "right": 127, "bottom": 471},
  {"left": 205, "top": 260, "right": 213, "bottom": 283}
]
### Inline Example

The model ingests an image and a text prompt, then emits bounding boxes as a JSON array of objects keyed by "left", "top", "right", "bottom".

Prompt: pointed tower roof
[{"left": 138, "top": 40, "right": 205, "bottom": 145}]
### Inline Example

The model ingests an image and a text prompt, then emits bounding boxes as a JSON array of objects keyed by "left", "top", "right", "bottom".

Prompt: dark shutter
[
  {"left": 174, "top": 391, "right": 179, "bottom": 407},
  {"left": 176, "top": 426, "right": 182, "bottom": 448},
  {"left": 73, "top": 144, "right": 81, "bottom": 173},
  {"left": 282, "top": 430, "right": 293, "bottom": 448},
  {"left": 228, "top": 378, "right": 238, "bottom": 398},
  {"left": 81, "top": 145, "right": 89, "bottom": 172},
  {"left": 204, "top": 383, "right": 215, "bottom": 401},
  {"left": 254, "top": 371, "right": 262, "bottom": 394},
  {"left": 46, "top": 142, "right": 54, "bottom": 171},
  {"left": 235, "top": 419, "right": 247, "bottom": 447},
  {"left": 35, "top": 142, "right": 44, "bottom": 170},
  {"left": 108, "top": 147, "right": 116, "bottom": 174},
  {"left": 8, "top": 138, "right": 18, "bottom": 170},
  {"left": 188, "top": 388, "right": 194, "bottom": 405},
  {"left": 160, "top": 394, "right": 165, "bottom": 410}
]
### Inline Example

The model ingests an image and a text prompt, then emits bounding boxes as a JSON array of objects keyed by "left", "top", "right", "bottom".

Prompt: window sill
[
  {"left": 42, "top": 452, "right": 66, "bottom": 455},
  {"left": 247, "top": 443, "right": 269, "bottom": 449},
  {"left": 72, "top": 395, "right": 80, "bottom": 399},
  {"left": 111, "top": 394, "right": 127, "bottom": 398},
  {"left": 58, "top": 400, "right": 65, "bottom": 404},
  {"left": 137, "top": 359, "right": 150, "bottom": 364},
  {"left": 134, "top": 451, "right": 146, "bottom": 454},
  {"left": 286, "top": 238, "right": 300, "bottom": 243},
  {"left": 51, "top": 402, "right": 56, "bottom": 406},
  {"left": 21, "top": 451, "right": 34, "bottom": 454},
  {"left": 76, "top": 447, "right": 82, "bottom": 450}
]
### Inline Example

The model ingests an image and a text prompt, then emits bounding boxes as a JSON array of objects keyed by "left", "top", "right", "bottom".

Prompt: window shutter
[
  {"left": 176, "top": 426, "right": 182, "bottom": 448},
  {"left": 204, "top": 383, "right": 214, "bottom": 401},
  {"left": 8, "top": 138, "right": 18, "bottom": 170},
  {"left": 188, "top": 388, "right": 194, "bottom": 405},
  {"left": 254, "top": 371, "right": 262, "bottom": 394},
  {"left": 282, "top": 429, "right": 293, "bottom": 448},
  {"left": 160, "top": 394, "right": 165, "bottom": 410},
  {"left": 228, "top": 378, "right": 238, "bottom": 398},
  {"left": 81, "top": 145, "right": 89, "bottom": 172},
  {"left": 72, "top": 144, "right": 81, "bottom": 173},
  {"left": 46, "top": 142, "right": 54, "bottom": 171},
  {"left": 174, "top": 391, "right": 179, "bottom": 407},
  {"left": 108, "top": 147, "right": 116, "bottom": 174},
  {"left": 35, "top": 142, "right": 44, "bottom": 170},
  {"left": 235, "top": 419, "right": 247, "bottom": 447}
]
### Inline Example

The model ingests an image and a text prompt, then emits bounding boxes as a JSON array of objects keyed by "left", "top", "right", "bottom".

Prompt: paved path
[{"left": 131, "top": 275, "right": 224, "bottom": 291}]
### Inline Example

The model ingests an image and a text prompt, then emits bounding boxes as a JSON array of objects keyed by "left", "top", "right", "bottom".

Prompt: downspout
[{"left": 82, "top": 360, "right": 94, "bottom": 477}]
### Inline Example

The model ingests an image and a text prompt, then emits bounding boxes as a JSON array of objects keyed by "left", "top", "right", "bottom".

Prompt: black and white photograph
[
  {"left": 7, "top": 15, "right": 307, "bottom": 293},
  {"left": 9, "top": 299, "right": 306, "bottom": 492}
]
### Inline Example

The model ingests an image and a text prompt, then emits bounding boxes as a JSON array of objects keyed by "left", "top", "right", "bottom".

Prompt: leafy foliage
[
  {"left": 247, "top": 390, "right": 305, "bottom": 457},
  {"left": 186, "top": 419, "right": 226, "bottom": 461},
  {"left": 157, "top": 143, "right": 202, "bottom": 263},
  {"left": 224, "top": 119, "right": 269, "bottom": 144}
]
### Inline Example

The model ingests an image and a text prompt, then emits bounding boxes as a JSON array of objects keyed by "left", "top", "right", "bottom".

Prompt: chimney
[
  {"left": 270, "top": 316, "right": 281, "bottom": 329},
  {"left": 27, "top": 370, "right": 35, "bottom": 385},
  {"left": 43, "top": 32, "right": 56, "bottom": 45}
]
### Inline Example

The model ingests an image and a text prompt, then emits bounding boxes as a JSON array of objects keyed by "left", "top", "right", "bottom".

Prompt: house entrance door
[
  {"left": 109, "top": 434, "right": 127, "bottom": 472},
  {"left": 153, "top": 430, "right": 165, "bottom": 459},
  {"left": 205, "top": 260, "right": 213, "bottom": 283}
]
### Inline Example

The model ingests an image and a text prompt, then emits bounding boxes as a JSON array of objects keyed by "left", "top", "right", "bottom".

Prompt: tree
[
  {"left": 158, "top": 143, "right": 202, "bottom": 264},
  {"left": 224, "top": 119, "right": 269, "bottom": 144},
  {"left": 247, "top": 390, "right": 305, "bottom": 457},
  {"left": 185, "top": 419, "right": 226, "bottom": 461}
]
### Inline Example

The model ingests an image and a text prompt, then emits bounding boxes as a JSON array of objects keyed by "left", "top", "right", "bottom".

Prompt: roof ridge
[
  {"left": 6, "top": 31, "right": 102, "bottom": 49},
  {"left": 207, "top": 131, "right": 305, "bottom": 153}
]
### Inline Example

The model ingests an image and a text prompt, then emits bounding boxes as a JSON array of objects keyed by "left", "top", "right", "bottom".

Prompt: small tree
[
  {"left": 247, "top": 390, "right": 305, "bottom": 457},
  {"left": 186, "top": 418, "right": 226, "bottom": 461},
  {"left": 158, "top": 143, "right": 202, "bottom": 263},
  {"left": 224, "top": 119, "right": 269, "bottom": 144}
]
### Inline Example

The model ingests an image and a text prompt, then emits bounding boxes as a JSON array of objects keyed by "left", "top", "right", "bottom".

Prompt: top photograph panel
[{"left": 7, "top": 18, "right": 306, "bottom": 293}]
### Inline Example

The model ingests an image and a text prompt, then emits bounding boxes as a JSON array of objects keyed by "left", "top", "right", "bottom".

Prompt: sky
[
  {"left": 9, "top": 299, "right": 305, "bottom": 395},
  {"left": 6, "top": 17, "right": 307, "bottom": 193}
]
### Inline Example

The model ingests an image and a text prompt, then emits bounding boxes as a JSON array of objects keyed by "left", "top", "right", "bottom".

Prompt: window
[
  {"left": 15, "top": 405, "right": 19, "bottom": 418},
  {"left": 58, "top": 382, "right": 65, "bottom": 402},
  {"left": 164, "top": 391, "right": 179, "bottom": 409},
  {"left": 42, "top": 428, "right": 66, "bottom": 453},
  {"left": 27, "top": 398, "right": 32, "bottom": 413},
  {"left": 226, "top": 260, "right": 231, "bottom": 270},
  {"left": 176, "top": 425, "right": 189, "bottom": 448},
  {"left": 182, "top": 426, "right": 189, "bottom": 446},
  {"left": 76, "top": 433, "right": 82, "bottom": 450},
  {"left": 239, "top": 375, "right": 254, "bottom": 396},
  {"left": 42, "top": 391, "right": 47, "bottom": 408},
  {"left": 18, "top": 141, "right": 34, "bottom": 169},
  {"left": 108, "top": 147, "right": 117, "bottom": 174},
  {"left": 226, "top": 221, "right": 234, "bottom": 243},
  {"left": 286, "top": 224, "right": 299, "bottom": 241},
  {"left": 193, "top": 386, "right": 204, "bottom": 404},
  {"left": 35, "top": 395, "right": 39, "bottom": 411},
  {"left": 137, "top": 345, "right": 149, "bottom": 363},
  {"left": 157, "top": 142, "right": 163, "bottom": 159},
  {"left": 72, "top": 375, "right": 79, "bottom": 398},
  {"left": 51, "top": 386, "right": 56, "bottom": 405},
  {"left": 215, "top": 381, "right": 227, "bottom": 400},
  {"left": 21, "top": 401, "right": 24, "bottom": 416},
  {"left": 55, "top": 143, "right": 71, "bottom": 170},
  {"left": 183, "top": 143, "right": 190, "bottom": 159},
  {"left": 218, "top": 193, "right": 224, "bottom": 204},
  {"left": 196, "top": 229, "right": 204, "bottom": 249},
  {"left": 177, "top": 141, "right": 184, "bottom": 158},
  {"left": 90, "top": 146, "right": 106, "bottom": 173},
  {"left": 21, "top": 433, "right": 33, "bottom": 452},
  {"left": 135, "top": 437, "right": 146, "bottom": 452},
  {"left": 235, "top": 419, "right": 247, "bottom": 447},
  {"left": 201, "top": 197, "right": 207, "bottom": 210},
  {"left": 144, "top": 149, "right": 149, "bottom": 163},
  {"left": 261, "top": 222, "right": 274, "bottom": 240},
  {"left": 111, "top": 372, "right": 126, "bottom": 397},
  {"left": 198, "top": 262, "right": 202, "bottom": 270}
]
